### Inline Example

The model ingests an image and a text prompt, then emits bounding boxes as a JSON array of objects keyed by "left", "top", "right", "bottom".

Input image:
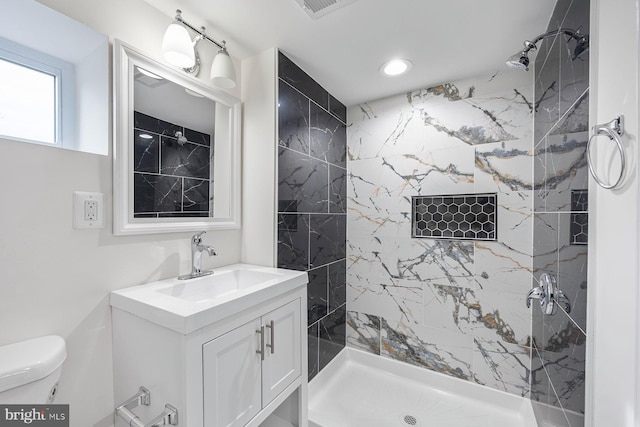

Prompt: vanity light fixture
[
  {"left": 380, "top": 59, "right": 413, "bottom": 76},
  {"left": 161, "top": 9, "right": 237, "bottom": 89}
]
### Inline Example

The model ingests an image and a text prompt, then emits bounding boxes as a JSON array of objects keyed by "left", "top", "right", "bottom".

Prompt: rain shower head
[{"left": 506, "top": 28, "right": 589, "bottom": 71}]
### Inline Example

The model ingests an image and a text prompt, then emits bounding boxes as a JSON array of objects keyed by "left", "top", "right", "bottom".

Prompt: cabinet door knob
[
  {"left": 265, "top": 320, "right": 275, "bottom": 354},
  {"left": 256, "top": 326, "right": 265, "bottom": 361}
]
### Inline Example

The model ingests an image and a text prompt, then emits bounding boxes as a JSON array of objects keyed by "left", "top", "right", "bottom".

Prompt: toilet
[{"left": 0, "top": 335, "right": 67, "bottom": 403}]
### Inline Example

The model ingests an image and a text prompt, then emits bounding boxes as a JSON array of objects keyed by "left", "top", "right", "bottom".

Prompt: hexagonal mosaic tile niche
[{"left": 412, "top": 193, "right": 497, "bottom": 240}]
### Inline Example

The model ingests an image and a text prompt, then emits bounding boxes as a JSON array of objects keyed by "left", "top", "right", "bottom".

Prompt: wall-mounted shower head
[
  {"left": 506, "top": 28, "right": 589, "bottom": 72},
  {"left": 506, "top": 53, "right": 530, "bottom": 71}
]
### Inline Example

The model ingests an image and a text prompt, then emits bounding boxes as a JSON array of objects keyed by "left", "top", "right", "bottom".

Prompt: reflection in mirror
[
  {"left": 0, "top": 0, "right": 108, "bottom": 154},
  {"left": 114, "top": 41, "right": 241, "bottom": 235}
]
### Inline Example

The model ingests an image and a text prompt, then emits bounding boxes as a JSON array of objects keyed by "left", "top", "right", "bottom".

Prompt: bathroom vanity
[{"left": 110, "top": 264, "right": 308, "bottom": 427}]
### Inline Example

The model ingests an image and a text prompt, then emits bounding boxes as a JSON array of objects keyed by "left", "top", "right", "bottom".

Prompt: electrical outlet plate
[{"left": 73, "top": 191, "right": 105, "bottom": 229}]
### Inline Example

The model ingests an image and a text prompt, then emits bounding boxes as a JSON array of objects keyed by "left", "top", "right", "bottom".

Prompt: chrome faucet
[{"left": 178, "top": 231, "right": 217, "bottom": 280}]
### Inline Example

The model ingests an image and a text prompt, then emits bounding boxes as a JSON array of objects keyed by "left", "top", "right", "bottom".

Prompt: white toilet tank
[{"left": 0, "top": 335, "right": 67, "bottom": 403}]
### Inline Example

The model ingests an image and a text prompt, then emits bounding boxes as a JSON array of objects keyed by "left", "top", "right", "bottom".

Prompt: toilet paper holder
[{"left": 115, "top": 386, "right": 178, "bottom": 427}]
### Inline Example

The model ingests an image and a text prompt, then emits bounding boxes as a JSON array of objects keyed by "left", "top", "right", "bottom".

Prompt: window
[{"left": 0, "top": 37, "right": 74, "bottom": 147}]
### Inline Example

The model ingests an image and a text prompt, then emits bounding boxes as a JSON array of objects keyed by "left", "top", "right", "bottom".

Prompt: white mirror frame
[{"left": 113, "top": 40, "right": 241, "bottom": 235}]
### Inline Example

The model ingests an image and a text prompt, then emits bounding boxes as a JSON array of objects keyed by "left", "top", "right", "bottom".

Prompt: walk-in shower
[{"left": 506, "top": 28, "right": 589, "bottom": 70}]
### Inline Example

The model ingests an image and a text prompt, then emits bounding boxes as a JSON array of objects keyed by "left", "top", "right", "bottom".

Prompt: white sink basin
[{"left": 110, "top": 264, "right": 308, "bottom": 334}]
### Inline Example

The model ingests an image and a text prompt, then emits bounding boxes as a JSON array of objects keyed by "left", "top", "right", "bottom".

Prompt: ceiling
[{"left": 143, "top": 0, "right": 557, "bottom": 106}]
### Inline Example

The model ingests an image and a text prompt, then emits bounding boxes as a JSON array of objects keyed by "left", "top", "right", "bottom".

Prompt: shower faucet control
[
  {"left": 526, "top": 272, "right": 571, "bottom": 315},
  {"left": 178, "top": 231, "right": 218, "bottom": 280}
]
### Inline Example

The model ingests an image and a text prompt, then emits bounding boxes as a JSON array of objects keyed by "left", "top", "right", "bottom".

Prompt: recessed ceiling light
[
  {"left": 380, "top": 59, "right": 413, "bottom": 76},
  {"left": 138, "top": 133, "right": 154, "bottom": 140}
]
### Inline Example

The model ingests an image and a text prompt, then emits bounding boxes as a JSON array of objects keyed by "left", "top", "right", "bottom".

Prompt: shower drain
[{"left": 399, "top": 414, "right": 422, "bottom": 426}]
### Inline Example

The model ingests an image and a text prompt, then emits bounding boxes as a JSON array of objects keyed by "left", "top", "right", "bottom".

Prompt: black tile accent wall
[
  {"left": 276, "top": 51, "right": 348, "bottom": 380},
  {"left": 412, "top": 194, "right": 497, "bottom": 240},
  {"left": 133, "top": 111, "right": 212, "bottom": 218},
  {"left": 531, "top": 0, "right": 589, "bottom": 425}
]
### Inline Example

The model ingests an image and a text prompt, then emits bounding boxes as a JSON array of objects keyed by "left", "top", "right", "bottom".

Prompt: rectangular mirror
[{"left": 114, "top": 40, "right": 241, "bottom": 235}]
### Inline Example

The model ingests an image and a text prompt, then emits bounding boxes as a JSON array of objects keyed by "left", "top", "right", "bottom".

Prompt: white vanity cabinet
[
  {"left": 111, "top": 264, "right": 308, "bottom": 427},
  {"left": 203, "top": 299, "right": 301, "bottom": 427}
]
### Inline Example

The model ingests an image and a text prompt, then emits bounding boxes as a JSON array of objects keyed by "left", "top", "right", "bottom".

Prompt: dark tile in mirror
[
  {"left": 279, "top": 80, "right": 310, "bottom": 155},
  {"left": 134, "top": 132, "right": 159, "bottom": 173},
  {"left": 308, "top": 323, "right": 320, "bottom": 381},
  {"left": 277, "top": 213, "right": 310, "bottom": 271},
  {"left": 329, "top": 165, "right": 347, "bottom": 214},
  {"left": 158, "top": 212, "right": 209, "bottom": 218},
  {"left": 319, "top": 305, "right": 346, "bottom": 370},
  {"left": 310, "top": 102, "right": 347, "bottom": 168},
  {"left": 183, "top": 178, "right": 210, "bottom": 212},
  {"left": 183, "top": 127, "right": 211, "bottom": 147},
  {"left": 308, "top": 266, "right": 329, "bottom": 326},
  {"left": 328, "top": 260, "right": 346, "bottom": 311},
  {"left": 134, "top": 111, "right": 182, "bottom": 136},
  {"left": 309, "top": 214, "right": 346, "bottom": 268},
  {"left": 160, "top": 139, "right": 211, "bottom": 180},
  {"left": 278, "top": 52, "right": 328, "bottom": 110},
  {"left": 133, "top": 173, "right": 181, "bottom": 214},
  {"left": 278, "top": 147, "right": 329, "bottom": 214}
]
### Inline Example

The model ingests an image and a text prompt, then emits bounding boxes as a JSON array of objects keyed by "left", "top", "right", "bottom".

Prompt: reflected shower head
[
  {"left": 174, "top": 131, "right": 189, "bottom": 145},
  {"left": 506, "top": 53, "right": 530, "bottom": 71}
]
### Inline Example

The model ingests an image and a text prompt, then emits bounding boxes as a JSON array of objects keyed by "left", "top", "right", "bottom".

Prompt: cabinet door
[
  {"left": 261, "top": 299, "right": 301, "bottom": 405},
  {"left": 203, "top": 318, "right": 262, "bottom": 427}
]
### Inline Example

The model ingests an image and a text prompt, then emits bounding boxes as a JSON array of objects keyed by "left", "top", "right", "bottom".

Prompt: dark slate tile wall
[
  {"left": 133, "top": 111, "right": 211, "bottom": 218},
  {"left": 531, "top": 0, "right": 589, "bottom": 425},
  {"left": 277, "top": 51, "right": 347, "bottom": 381}
]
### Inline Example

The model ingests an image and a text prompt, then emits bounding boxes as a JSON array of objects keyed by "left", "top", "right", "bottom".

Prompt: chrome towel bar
[
  {"left": 587, "top": 115, "right": 625, "bottom": 189},
  {"left": 115, "top": 386, "right": 178, "bottom": 427}
]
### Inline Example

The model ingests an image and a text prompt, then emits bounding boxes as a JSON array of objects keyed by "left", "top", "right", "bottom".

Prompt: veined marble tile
[
  {"left": 348, "top": 235, "right": 475, "bottom": 290},
  {"left": 472, "top": 338, "right": 531, "bottom": 397},
  {"left": 348, "top": 146, "right": 475, "bottom": 199},
  {"left": 347, "top": 272, "right": 423, "bottom": 325},
  {"left": 475, "top": 139, "right": 533, "bottom": 193},
  {"left": 534, "top": 132, "right": 588, "bottom": 204},
  {"left": 380, "top": 319, "right": 475, "bottom": 381},
  {"left": 538, "top": 341, "right": 586, "bottom": 414},
  {"left": 497, "top": 192, "right": 534, "bottom": 256},
  {"left": 423, "top": 283, "right": 531, "bottom": 345},
  {"left": 474, "top": 241, "right": 533, "bottom": 295},
  {"left": 348, "top": 196, "right": 412, "bottom": 238},
  {"left": 346, "top": 311, "right": 381, "bottom": 355}
]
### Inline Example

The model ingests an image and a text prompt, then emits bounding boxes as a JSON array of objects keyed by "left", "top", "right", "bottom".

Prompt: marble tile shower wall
[
  {"left": 531, "top": 0, "right": 589, "bottom": 425},
  {"left": 346, "top": 71, "right": 535, "bottom": 397},
  {"left": 276, "top": 52, "right": 348, "bottom": 381}
]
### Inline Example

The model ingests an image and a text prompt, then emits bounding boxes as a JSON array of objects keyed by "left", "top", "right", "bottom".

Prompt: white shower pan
[{"left": 309, "top": 347, "right": 537, "bottom": 427}]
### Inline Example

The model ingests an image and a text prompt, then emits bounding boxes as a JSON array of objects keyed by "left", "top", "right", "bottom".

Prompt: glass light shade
[
  {"left": 162, "top": 21, "right": 195, "bottom": 68},
  {"left": 210, "top": 49, "right": 236, "bottom": 89}
]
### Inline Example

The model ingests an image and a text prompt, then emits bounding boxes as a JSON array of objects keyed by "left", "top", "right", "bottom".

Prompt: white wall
[
  {"left": 0, "top": 1, "right": 242, "bottom": 426},
  {"left": 587, "top": 0, "right": 640, "bottom": 425}
]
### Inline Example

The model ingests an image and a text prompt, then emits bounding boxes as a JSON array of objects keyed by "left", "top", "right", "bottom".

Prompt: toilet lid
[{"left": 0, "top": 335, "right": 66, "bottom": 393}]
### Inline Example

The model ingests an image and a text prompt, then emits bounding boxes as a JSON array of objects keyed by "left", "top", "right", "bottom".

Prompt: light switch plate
[{"left": 73, "top": 191, "right": 106, "bottom": 229}]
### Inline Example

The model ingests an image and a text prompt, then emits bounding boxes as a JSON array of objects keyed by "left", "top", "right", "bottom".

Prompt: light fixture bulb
[
  {"left": 380, "top": 59, "right": 413, "bottom": 76},
  {"left": 210, "top": 48, "right": 237, "bottom": 89},
  {"left": 136, "top": 67, "right": 162, "bottom": 80},
  {"left": 162, "top": 20, "right": 195, "bottom": 69}
]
